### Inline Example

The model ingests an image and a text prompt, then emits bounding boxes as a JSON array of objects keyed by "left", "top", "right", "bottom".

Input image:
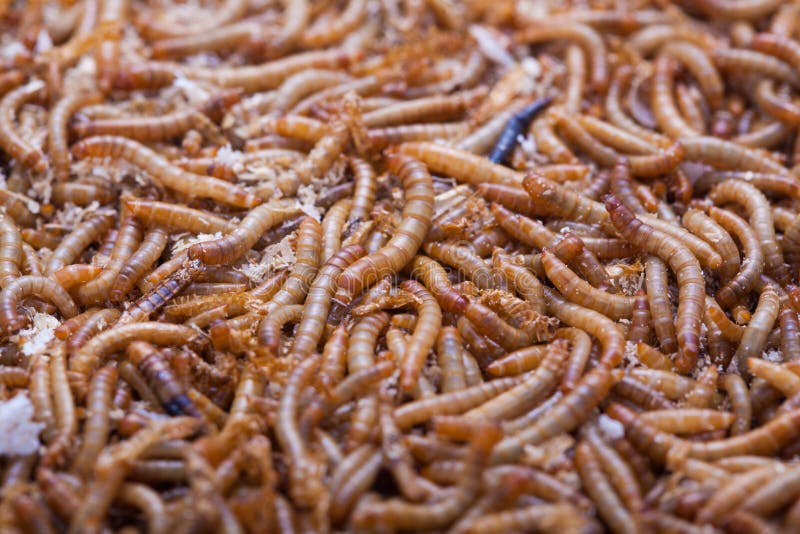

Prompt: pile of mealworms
[{"left": 9, "top": 0, "right": 800, "bottom": 532}]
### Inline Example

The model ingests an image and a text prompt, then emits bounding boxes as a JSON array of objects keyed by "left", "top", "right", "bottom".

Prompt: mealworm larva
[
  {"left": 708, "top": 206, "right": 765, "bottom": 308},
  {"left": 329, "top": 445, "right": 382, "bottom": 525},
  {"left": 70, "top": 322, "right": 200, "bottom": 390},
  {"left": 492, "top": 251, "right": 545, "bottom": 311},
  {"left": 288, "top": 244, "right": 364, "bottom": 359},
  {"left": 0, "top": 188, "right": 36, "bottom": 228},
  {"left": 652, "top": 54, "right": 700, "bottom": 139},
  {"left": 752, "top": 31, "right": 800, "bottom": 75},
  {"left": 552, "top": 109, "right": 686, "bottom": 177},
  {"left": 320, "top": 199, "right": 352, "bottom": 262},
  {"left": 0, "top": 80, "right": 47, "bottom": 172},
  {"left": 0, "top": 215, "right": 22, "bottom": 290},
  {"left": 398, "top": 141, "right": 522, "bottom": 187},
  {"left": 262, "top": 217, "right": 321, "bottom": 317},
  {"left": 30, "top": 353, "right": 57, "bottom": 443},
  {"left": 731, "top": 286, "right": 780, "bottom": 375},
  {"left": 585, "top": 424, "right": 644, "bottom": 514},
  {"left": 0, "top": 365, "right": 27, "bottom": 388},
  {"left": 126, "top": 341, "right": 200, "bottom": 417},
  {"left": 276, "top": 352, "right": 325, "bottom": 511},
  {"left": 119, "top": 258, "right": 203, "bottom": 324},
  {"left": 41, "top": 344, "right": 76, "bottom": 468},
  {"left": 405, "top": 255, "right": 469, "bottom": 314},
  {"left": 187, "top": 204, "right": 297, "bottom": 265},
  {"left": 423, "top": 241, "right": 499, "bottom": 290},
  {"left": 682, "top": 208, "right": 740, "bottom": 282},
  {"left": 515, "top": 22, "right": 607, "bottom": 91},
  {"left": 779, "top": 304, "right": 800, "bottom": 362},
  {"left": 697, "top": 464, "right": 784, "bottom": 526},
  {"left": 352, "top": 419, "right": 500, "bottom": 531},
  {"left": 639, "top": 409, "right": 734, "bottom": 434},
  {"left": 608, "top": 402, "right": 800, "bottom": 461},
  {"left": 561, "top": 44, "right": 586, "bottom": 114},
  {"left": 605, "top": 65, "right": 672, "bottom": 148},
  {"left": 576, "top": 113, "right": 659, "bottom": 155},
  {"left": 301, "top": 359, "right": 394, "bottom": 437},
  {"left": 73, "top": 365, "right": 117, "bottom": 477},
  {"left": 393, "top": 280, "right": 441, "bottom": 393},
  {"left": 532, "top": 115, "right": 581, "bottom": 164},
  {"left": 606, "top": 196, "right": 704, "bottom": 373},
  {"left": 0, "top": 276, "right": 79, "bottom": 333},
  {"left": 542, "top": 249, "right": 634, "bottom": 320},
  {"left": 663, "top": 41, "right": 723, "bottom": 110},
  {"left": 109, "top": 227, "right": 168, "bottom": 302},
  {"left": 77, "top": 207, "right": 143, "bottom": 306},
  {"left": 483, "top": 345, "right": 546, "bottom": 377},
  {"left": 754, "top": 78, "right": 800, "bottom": 125},
  {"left": 391, "top": 371, "right": 520, "bottom": 428},
  {"left": 45, "top": 211, "right": 116, "bottom": 276},
  {"left": 361, "top": 87, "right": 486, "bottom": 128},
  {"left": 346, "top": 156, "right": 377, "bottom": 226},
  {"left": 739, "top": 464, "right": 800, "bottom": 517},
  {"left": 52, "top": 182, "right": 116, "bottom": 206},
  {"left": 522, "top": 172, "right": 609, "bottom": 226},
  {"left": 68, "top": 418, "right": 198, "bottom": 534},
  {"left": 72, "top": 136, "right": 259, "bottom": 208},
  {"left": 335, "top": 154, "right": 433, "bottom": 306},
  {"left": 633, "top": 343, "right": 672, "bottom": 373},
  {"left": 73, "top": 106, "right": 225, "bottom": 144},
  {"left": 626, "top": 291, "right": 651, "bottom": 345},
  {"left": 683, "top": 136, "right": 789, "bottom": 175},
  {"left": 709, "top": 179, "right": 789, "bottom": 284},
  {"left": 433, "top": 326, "right": 466, "bottom": 393},
  {"left": 66, "top": 308, "right": 122, "bottom": 358},
  {"left": 255, "top": 304, "right": 303, "bottom": 355},
  {"left": 149, "top": 20, "right": 263, "bottom": 59},
  {"left": 615, "top": 374, "right": 675, "bottom": 410},
  {"left": 51, "top": 264, "right": 103, "bottom": 291},
  {"left": 683, "top": 363, "right": 718, "bottom": 410},
  {"left": 747, "top": 357, "right": 800, "bottom": 397},
  {"left": 125, "top": 198, "right": 236, "bottom": 235},
  {"left": 118, "top": 47, "right": 360, "bottom": 92},
  {"left": 378, "top": 389, "right": 437, "bottom": 502},
  {"left": 714, "top": 47, "right": 800, "bottom": 87},
  {"left": 719, "top": 373, "right": 752, "bottom": 436},
  {"left": 467, "top": 339, "right": 567, "bottom": 421},
  {"left": 575, "top": 440, "right": 639, "bottom": 534},
  {"left": 49, "top": 91, "right": 102, "bottom": 182}
]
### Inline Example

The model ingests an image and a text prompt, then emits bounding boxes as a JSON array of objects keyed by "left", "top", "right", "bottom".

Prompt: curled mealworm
[
  {"left": 0, "top": 80, "right": 47, "bottom": 172},
  {"left": 49, "top": 91, "right": 102, "bottom": 182},
  {"left": 70, "top": 322, "right": 201, "bottom": 390},
  {"left": 709, "top": 179, "right": 789, "bottom": 284},
  {"left": 188, "top": 204, "right": 298, "bottom": 265},
  {"left": 0, "top": 276, "right": 79, "bottom": 333},
  {"left": 515, "top": 22, "right": 607, "bottom": 91},
  {"left": 542, "top": 249, "right": 634, "bottom": 320},
  {"left": 335, "top": 154, "right": 433, "bottom": 305},
  {"left": 707, "top": 206, "right": 765, "bottom": 308},
  {"left": 652, "top": 54, "right": 700, "bottom": 138},
  {"left": 606, "top": 197, "right": 704, "bottom": 372}
]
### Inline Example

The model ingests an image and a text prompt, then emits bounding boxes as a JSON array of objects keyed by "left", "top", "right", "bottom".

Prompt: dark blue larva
[{"left": 488, "top": 96, "right": 554, "bottom": 165}]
